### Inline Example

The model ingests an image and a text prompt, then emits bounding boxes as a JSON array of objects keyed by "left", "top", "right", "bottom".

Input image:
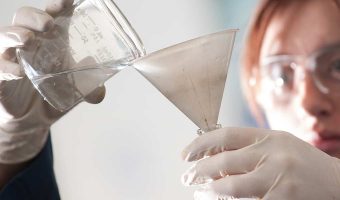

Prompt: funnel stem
[{"left": 197, "top": 124, "right": 222, "bottom": 135}]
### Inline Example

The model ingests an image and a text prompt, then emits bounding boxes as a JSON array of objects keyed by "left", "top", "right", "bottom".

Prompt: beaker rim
[{"left": 98, "top": 0, "right": 146, "bottom": 58}]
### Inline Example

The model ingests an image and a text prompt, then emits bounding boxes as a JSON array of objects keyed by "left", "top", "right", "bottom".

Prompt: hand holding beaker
[{"left": 0, "top": 0, "right": 103, "bottom": 164}]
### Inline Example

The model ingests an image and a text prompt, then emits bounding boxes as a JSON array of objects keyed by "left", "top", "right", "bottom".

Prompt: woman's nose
[{"left": 296, "top": 72, "right": 333, "bottom": 118}]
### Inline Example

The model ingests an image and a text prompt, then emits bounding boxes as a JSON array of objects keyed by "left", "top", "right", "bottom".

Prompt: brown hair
[{"left": 241, "top": 0, "right": 340, "bottom": 126}]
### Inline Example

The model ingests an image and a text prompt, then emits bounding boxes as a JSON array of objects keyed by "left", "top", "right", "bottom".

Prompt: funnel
[{"left": 133, "top": 30, "right": 237, "bottom": 133}]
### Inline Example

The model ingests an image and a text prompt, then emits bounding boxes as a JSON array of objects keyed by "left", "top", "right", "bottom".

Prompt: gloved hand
[
  {"left": 181, "top": 127, "right": 340, "bottom": 200},
  {"left": 0, "top": 0, "right": 105, "bottom": 164}
]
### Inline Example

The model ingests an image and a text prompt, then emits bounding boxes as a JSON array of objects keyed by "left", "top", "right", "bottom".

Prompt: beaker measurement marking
[
  {"left": 73, "top": 26, "right": 83, "bottom": 36},
  {"left": 96, "top": 47, "right": 114, "bottom": 61},
  {"left": 90, "top": 29, "right": 103, "bottom": 44},
  {"left": 87, "top": 15, "right": 97, "bottom": 26},
  {"left": 81, "top": 21, "right": 89, "bottom": 29},
  {"left": 72, "top": 25, "right": 89, "bottom": 44},
  {"left": 81, "top": 35, "right": 89, "bottom": 44},
  {"left": 76, "top": 8, "right": 87, "bottom": 18},
  {"left": 94, "top": 55, "right": 101, "bottom": 62}
]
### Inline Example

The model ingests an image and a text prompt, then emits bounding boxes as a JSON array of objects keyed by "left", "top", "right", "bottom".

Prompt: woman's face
[{"left": 259, "top": 0, "right": 340, "bottom": 157}]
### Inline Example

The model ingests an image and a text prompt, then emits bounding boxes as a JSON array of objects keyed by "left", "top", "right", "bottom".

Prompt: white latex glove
[
  {"left": 0, "top": 0, "right": 105, "bottom": 164},
  {"left": 181, "top": 127, "right": 340, "bottom": 200}
]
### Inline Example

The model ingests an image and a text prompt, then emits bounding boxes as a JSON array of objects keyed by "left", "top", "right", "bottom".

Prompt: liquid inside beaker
[{"left": 19, "top": 57, "right": 127, "bottom": 110}]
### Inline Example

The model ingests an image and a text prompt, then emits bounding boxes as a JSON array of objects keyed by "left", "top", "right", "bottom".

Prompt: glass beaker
[{"left": 17, "top": 0, "right": 145, "bottom": 111}]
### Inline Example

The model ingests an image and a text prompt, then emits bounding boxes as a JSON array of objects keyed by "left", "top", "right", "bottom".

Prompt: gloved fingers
[
  {"left": 261, "top": 192, "right": 283, "bottom": 200},
  {"left": 198, "top": 172, "right": 268, "bottom": 199},
  {"left": 0, "top": 26, "right": 34, "bottom": 51},
  {"left": 1, "top": 48, "right": 17, "bottom": 62},
  {"left": 0, "top": 59, "right": 24, "bottom": 80},
  {"left": 0, "top": 26, "right": 33, "bottom": 80},
  {"left": 182, "top": 148, "right": 262, "bottom": 186},
  {"left": 193, "top": 190, "right": 217, "bottom": 200},
  {"left": 46, "top": 0, "right": 74, "bottom": 17},
  {"left": 12, "top": 7, "right": 54, "bottom": 32},
  {"left": 74, "top": 56, "right": 106, "bottom": 104},
  {"left": 194, "top": 189, "right": 258, "bottom": 200},
  {"left": 182, "top": 127, "right": 268, "bottom": 162},
  {"left": 84, "top": 86, "right": 106, "bottom": 104}
]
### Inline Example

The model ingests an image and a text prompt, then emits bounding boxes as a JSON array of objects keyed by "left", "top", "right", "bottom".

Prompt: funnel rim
[{"left": 133, "top": 29, "right": 238, "bottom": 63}]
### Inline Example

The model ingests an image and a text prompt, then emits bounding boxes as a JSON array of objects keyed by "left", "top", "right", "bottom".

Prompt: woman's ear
[
  {"left": 249, "top": 66, "right": 262, "bottom": 107},
  {"left": 249, "top": 66, "right": 258, "bottom": 88}
]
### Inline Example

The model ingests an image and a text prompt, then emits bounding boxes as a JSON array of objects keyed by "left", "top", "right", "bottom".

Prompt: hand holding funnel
[{"left": 133, "top": 30, "right": 237, "bottom": 133}]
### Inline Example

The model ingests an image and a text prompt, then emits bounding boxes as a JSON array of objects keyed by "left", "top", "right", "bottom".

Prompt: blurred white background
[{"left": 0, "top": 0, "right": 258, "bottom": 199}]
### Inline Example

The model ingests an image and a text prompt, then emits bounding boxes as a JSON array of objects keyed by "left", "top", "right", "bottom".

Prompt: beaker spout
[{"left": 133, "top": 29, "right": 237, "bottom": 132}]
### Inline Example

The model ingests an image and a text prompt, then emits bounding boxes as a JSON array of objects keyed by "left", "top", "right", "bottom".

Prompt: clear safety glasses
[{"left": 259, "top": 43, "right": 340, "bottom": 102}]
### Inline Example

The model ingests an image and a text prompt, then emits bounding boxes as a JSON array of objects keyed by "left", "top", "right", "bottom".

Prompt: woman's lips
[{"left": 312, "top": 132, "right": 340, "bottom": 153}]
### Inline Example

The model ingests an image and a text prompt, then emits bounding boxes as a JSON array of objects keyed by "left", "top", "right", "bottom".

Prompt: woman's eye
[
  {"left": 270, "top": 64, "right": 294, "bottom": 89},
  {"left": 317, "top": 49, "right": 340, "bottom": 80},
  {"left": 330, "top": 59, "right": 340, "bottom": 80}
]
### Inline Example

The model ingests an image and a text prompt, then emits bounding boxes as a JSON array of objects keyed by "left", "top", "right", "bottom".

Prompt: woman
[{"left": 182, "top": 0, "right": 340, "bottom": 199}]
